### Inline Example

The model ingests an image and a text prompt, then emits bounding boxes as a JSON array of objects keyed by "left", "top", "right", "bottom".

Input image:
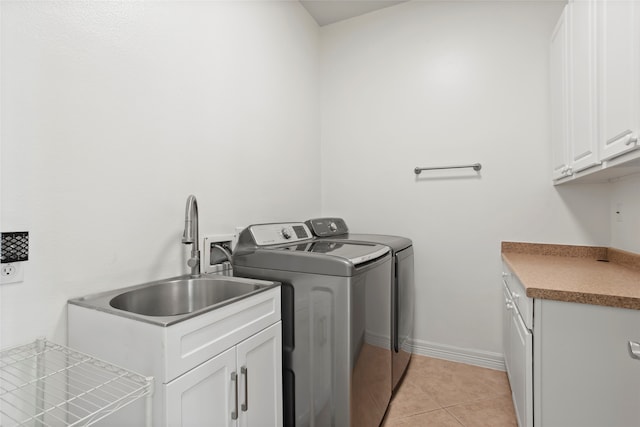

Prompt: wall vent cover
[{"left": 1, "top": 232, "right": 29, "bottom": 263}]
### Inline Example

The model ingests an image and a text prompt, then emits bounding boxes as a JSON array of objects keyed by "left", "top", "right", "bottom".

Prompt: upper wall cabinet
[
  {"left": 550, "top": 7, "right": 570, "bottom": 181},
  {"left": 598, "top": 0, "right": 640, "bottom": 160},
  {"left": 550, "top": 0, "right": 640, "bottom": 185},
  {"left": 569, "top": 0, "right": 600, "bottom": 173}
]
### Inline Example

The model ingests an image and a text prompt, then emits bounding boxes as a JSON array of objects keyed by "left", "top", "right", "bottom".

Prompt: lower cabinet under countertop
[
  {"left": 534, "top": 299, "right": 640, "bottom": 427},
  {"left": 501, "top": 243, "right": 640, "bottom": 427}
]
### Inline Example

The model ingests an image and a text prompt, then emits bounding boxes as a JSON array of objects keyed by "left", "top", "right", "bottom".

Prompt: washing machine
[
  {"left": 232, "top": 222, "right": 393, "bottom": 427},
  {"left": 305, "top": 218, "right": 414, "bottom": 393}
]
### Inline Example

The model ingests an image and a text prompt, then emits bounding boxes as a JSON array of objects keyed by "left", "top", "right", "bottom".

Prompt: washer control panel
[{"left": 249, "top": 223, "right": 312, "bottom": 246}]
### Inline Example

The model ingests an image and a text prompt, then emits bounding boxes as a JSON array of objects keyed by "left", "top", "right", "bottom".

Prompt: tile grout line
[
  {"left": 383, "top": 354, "right": 517, "bottom": 426},
  {"left": 438, "top": 390, "right": 512, "bottom": 409},
  {"left": 384, "top": 404, "right": 443, "bottom": 422},
  {"left": 443, "top": 406, "right": 466, "bottom": 427}
]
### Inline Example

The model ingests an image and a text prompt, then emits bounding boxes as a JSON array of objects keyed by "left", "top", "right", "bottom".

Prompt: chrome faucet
[{"left": 182, "top": 195, "right": 200, "bottom": 276}]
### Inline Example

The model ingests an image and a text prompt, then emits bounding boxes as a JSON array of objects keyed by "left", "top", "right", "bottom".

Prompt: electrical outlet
[
  {"left": 1, "top": 262, "right": 24, "bottom": 285},
  {"left": 616, "top": 202, "right": 624, "bottom": 223}
]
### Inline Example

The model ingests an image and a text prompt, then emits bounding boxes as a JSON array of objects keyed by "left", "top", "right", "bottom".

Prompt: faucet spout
[{"left": 182, "top": 195, "right": 200, "bottom": 276}]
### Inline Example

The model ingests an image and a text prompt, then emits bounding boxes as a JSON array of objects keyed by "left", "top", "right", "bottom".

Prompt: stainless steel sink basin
[
  {"left": 110, "top": 277, "right": 263, "bottom": 317},
  {"left": 68, "top": 273, "right": 279, "bottom": 326}
]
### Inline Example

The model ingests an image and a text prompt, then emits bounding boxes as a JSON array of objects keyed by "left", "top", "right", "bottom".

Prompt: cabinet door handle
[
  {"left": 231, "top": 372, "right": 238, "bottom": 420},
  {"left": 626, "top": 136, "right": 638, "bottom": 146},
  {"left": 241, "top": 366, "right": 249, "bottom": 412},
  {"left": 628, "top": 341, "right": 640, "bottom": 360}
]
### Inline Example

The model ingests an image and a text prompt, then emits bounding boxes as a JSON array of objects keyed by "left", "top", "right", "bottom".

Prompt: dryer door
[{"left": 393, "top": 246, "right": 414, "bottom": 391}]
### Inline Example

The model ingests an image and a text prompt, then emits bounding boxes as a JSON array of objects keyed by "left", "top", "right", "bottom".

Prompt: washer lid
[
  {"left": 331, "top": 233, "right": 412, "bottom": 253},
  {"left": 275, "top": 241, "right": 390, "bottom": 265},
  {"left": 233, "top": 223, "right": 391, "bottom": 276}
]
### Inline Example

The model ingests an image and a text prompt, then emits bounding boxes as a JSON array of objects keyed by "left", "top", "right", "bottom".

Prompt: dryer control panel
[
  {"left": 305, "top": 218, "right": 349, "bottom": 237},
  {"left": 249, "top": 223, "right": 312, "bottom": 246}
]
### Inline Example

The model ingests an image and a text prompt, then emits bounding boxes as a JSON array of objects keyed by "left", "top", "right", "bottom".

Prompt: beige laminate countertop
[{"left": 501, "top": 242, "right": 640, "bottom": 310}]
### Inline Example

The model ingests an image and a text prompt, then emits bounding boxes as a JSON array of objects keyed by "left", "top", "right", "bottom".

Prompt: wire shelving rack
[{"left": 0, "top": 339, "right": 153, "bottom": 426}]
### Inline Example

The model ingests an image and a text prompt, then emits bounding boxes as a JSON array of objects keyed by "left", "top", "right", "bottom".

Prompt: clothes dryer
[{"left": 305, "top": 218, "right": 414, "bottom": 392}]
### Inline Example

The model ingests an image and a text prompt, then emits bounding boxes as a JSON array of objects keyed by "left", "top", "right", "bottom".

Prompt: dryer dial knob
[
  {"left": 281, "top": 228, "right": 292, "bottom": 239},
  {"left": 329, "top": 222, "right": 338, "bottom": 232}
]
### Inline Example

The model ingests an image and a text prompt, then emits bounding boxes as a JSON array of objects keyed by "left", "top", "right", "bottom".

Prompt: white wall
[
  {"left": 611, "top": 174, "right": 640, "bottom": 253},
  {"left": 0, "top": 1, "right": 320, "bottom": 348},
  {"left": 2, "top": 0, "right": 632, "bottom": 367},
  {"left": 319, "top": 1, "right": 611, "bottom": 361}
]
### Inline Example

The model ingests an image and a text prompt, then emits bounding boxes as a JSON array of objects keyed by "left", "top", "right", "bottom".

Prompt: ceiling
[
  {"left": 300, "top": 0, "right": 567, "bottom": 26},
  {"left": 300, "top": 0, "right": 409, "bottom": 26}
]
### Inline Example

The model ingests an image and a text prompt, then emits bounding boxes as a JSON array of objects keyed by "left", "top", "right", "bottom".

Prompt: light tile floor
[{"left": 382, "top": 355, "right": 517, "bottom": 427}]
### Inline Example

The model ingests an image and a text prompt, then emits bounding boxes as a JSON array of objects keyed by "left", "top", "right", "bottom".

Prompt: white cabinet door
[
  {"left": 237, "top": 322, "right": 283, "bottom": 427},
  {"left": 536, "top": 300, "right": 640, "bottom": 427},
  {"left": 598, "top": 0, "right": 640, "bottom": 161},
  {"left": 567, "top": 0, "right": 600, "bottom": 172},
  {"left": 502, "top": 267, "right": 533, "bottom": 427},
  {"left": 165, "top": 323, "right": 282, "bottom": 427},
  {"left": 509, "top": 306, "right": 532, "bottom": 427},
  {"left": 502, "top": 281, "right": 513, "bottom": 376},
  {"left": 165, "top": 347, "right": 237, "bottom": 427},
  {"left": 550, "top": 7, "right": 571, "bottom": 180}
]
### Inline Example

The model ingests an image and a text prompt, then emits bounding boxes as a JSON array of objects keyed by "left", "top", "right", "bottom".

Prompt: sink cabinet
[
  {"left": 68, "top": 286, "right": 282, "bottom": 427},
  {"left": 166, "top": 322, "right": 282, "bottom": 427}
]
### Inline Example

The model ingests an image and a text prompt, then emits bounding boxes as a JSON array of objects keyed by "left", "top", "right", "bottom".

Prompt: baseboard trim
[
  {"left": 364, "top": 332, "right": 506, "bottom": 372},
  {"left": 410, "top": 338, "right": 506, "bottom": 372}
]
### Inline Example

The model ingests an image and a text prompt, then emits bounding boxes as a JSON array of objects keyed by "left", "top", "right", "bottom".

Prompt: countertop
[{"left": 501, "top": 242, "right": 640, "bottom": 310}]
